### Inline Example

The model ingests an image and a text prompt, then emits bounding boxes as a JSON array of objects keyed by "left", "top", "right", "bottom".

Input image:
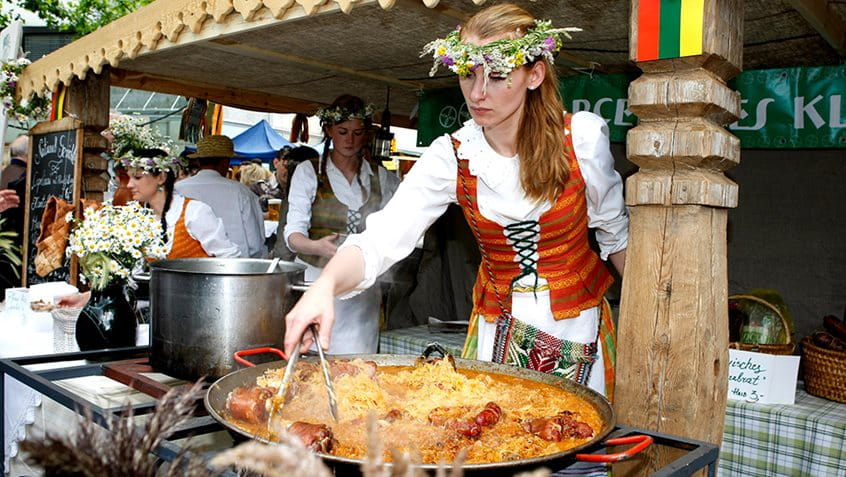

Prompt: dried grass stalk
[
  {"left": 210, "top": 435, "right": 331, "bottom": 477},
  {"left": 20, "top": 381, "right": 209, "bottom": 477}
]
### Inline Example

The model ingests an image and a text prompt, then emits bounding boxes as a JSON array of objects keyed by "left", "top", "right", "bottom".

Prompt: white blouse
[
  {"left": 343, "top": 111, "right": 628, "bottom": 293},
  {"left": 164, "top": 194, "right": 240, "bottom": 257},
  {"left": 283, "top": 157, "right": 401, "bottom": 251}
]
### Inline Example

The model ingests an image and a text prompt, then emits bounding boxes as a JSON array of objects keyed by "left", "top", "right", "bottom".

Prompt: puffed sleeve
[
  {"left": 570, "top": 111, "right": 628, "bottom": 260},
  {"left": 283, "top": 160, "right": 318, "bottom": 250},
  {"left": 184, "top": 199, "right": 240, "bottom": 257},
  {"left": 341, "top": 135, "right": 458, "bottom": 293}
]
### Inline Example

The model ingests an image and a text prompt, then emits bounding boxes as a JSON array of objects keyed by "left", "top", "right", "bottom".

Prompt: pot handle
[
  {"left": 233, "top": 347, "right": 288, "bottom": 367},
  {"left": 575, "top": 434, "right": 653, "bottom": 463}
]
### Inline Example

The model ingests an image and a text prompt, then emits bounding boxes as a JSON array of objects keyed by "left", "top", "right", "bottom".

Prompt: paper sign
[{"left": 727, "top": 349, "right": 800, "bottom": 405}]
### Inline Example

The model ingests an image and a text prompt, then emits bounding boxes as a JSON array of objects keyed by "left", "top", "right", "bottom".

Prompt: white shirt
[
  {"left": 344, "top": 111, "right": 628, "bottom": 292},
  {"left": 284, "top": 157, "right": 401, "bottom": 250},
  {"left": 175, "top": 169, "right": 265, "bottom": 258},
  {"left": 164, "top": 194, "right": 240, "bottom": 257}
]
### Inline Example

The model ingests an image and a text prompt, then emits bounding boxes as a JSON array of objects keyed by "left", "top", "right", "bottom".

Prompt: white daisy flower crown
[
  {"left": 119, "top": 151, "right": 186, "bottom": 174},
  {"left": 421, "top": 20, "right": 581, "bottom": 78},
  {"left": 315, "top": 103, "right": 375, "bottom": 126}
]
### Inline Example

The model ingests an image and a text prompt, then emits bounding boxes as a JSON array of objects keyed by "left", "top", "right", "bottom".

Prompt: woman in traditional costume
[
  {"left": 124, "top": 148, "right": 239, "bottom": 259},
  {"left": 284, "top": 4, "right": 627, "bottom": 397},
  {"left": 283, "top": 95, "right": 400, "bottom": 354}
]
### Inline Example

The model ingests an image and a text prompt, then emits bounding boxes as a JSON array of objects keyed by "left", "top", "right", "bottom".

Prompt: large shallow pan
[{"left": 205, "top": 345, "right": 650, "bottom": 475}]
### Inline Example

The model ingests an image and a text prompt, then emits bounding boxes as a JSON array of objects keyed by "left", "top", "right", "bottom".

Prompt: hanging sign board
[
  {"left": 727, "top": 349, "right": 800, "bottom": 405},
  {"left": 22, "top": 117, "right": 83, "bottom": 286},
  {"left": 416, "top": 65, "right": 846, "bottom": 149}
]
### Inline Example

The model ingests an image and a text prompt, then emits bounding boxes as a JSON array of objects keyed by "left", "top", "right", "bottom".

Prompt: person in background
[
  {"left": 271, "top": 146, "right": 319, "bottom": 261},
  {"left": 175, "top": 135, "right": 265, "bottom": 258},
  {"left": 239, "top": 161, "right": 281, "bottom": 214},
  {"left": 123, "top": 148, "right": 239, "bottom": 258},
  {"left": 1, "top": 135, "right": 28, "bottom": 189},
  {"left": 284, "top": 4, "right": 627, "bottom": 399},
  {"left": 284, "top": 95, "right": 400, "bottom": 353}
]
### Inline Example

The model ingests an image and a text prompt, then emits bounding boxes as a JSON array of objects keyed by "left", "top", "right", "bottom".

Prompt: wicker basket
[
  {"left": 728, "top": 294, "right": 795, "bottom": 355},
  {"left": 801, "top": 336, "right": 846, "bottom": 403}
]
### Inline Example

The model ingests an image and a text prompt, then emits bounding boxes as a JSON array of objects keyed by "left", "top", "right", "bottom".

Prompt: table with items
[{"left": 379, "top": 325, "right": 846, "bottom": 477}]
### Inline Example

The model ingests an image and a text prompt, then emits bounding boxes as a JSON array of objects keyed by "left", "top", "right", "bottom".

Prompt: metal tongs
[{"left": 267, "top": 324, "right": 338, "bottom": 431}]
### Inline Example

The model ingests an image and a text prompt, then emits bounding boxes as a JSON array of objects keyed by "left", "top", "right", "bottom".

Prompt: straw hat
[{"left": 188, "top": 135, "right": 240, "bottom": 159}]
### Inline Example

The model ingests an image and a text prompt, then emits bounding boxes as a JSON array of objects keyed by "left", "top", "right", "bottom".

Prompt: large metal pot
[
  {"left": 149, "top": 258, "right": 306, "bottom": 380},
  {"left": 204, "top": 346, "right": 651, "bottom": 476}
]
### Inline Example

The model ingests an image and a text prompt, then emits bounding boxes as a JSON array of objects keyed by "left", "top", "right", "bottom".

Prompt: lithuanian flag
[{"left": 636, "top": 0, "right": 704, "bottom": 61}]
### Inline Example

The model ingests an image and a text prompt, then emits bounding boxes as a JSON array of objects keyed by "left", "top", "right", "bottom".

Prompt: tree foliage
[{"left": 3, "top": 0, "right": 155, "bottom": 37}]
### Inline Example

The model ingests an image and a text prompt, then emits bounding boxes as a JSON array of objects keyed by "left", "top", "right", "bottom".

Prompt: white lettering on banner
[
  {"left": 614, "top": 99, "right": 635, "bottom": 126},
  {"left": 794, "top": 95, "right": 825, "bottom": 129},
  {"left": 727, "top": 349, "right": 800, "bottom": 405},
  {"left": 730, "top": 98, "right": 774, "bottom": 131},
  {"left": 570, "top": 99, "right": 636, "bottom": 127},
  {"left": 592, "top": 98, "right": 613, "bottom": 122},
  {"left": 830, "top": 95, "right": 846, "bottom": 128}
]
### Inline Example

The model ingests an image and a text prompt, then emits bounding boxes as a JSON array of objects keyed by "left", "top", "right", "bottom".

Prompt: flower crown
[
  {"left": 119, "top": 151, "right": 185, "bottom": 174},
  {"left": 315, "top": 103, "right": 375, "bottom": 126},
  {"left": 422, "top": 20, "right": 581, "bottom": 78}
]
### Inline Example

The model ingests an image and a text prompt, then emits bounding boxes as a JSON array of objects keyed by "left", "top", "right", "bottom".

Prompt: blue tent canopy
[{"left": 184, "top": 120, "right": 292, "bottom": 164}]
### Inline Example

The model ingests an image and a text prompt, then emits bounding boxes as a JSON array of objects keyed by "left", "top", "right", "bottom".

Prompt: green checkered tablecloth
[
  {"left": 379, "top": 325, "right": 466, "bottom": 356},
  {"left": 720, "top": 385, "right": 846, "bottom": 476},
  {"left": 380, "top": 326, "right": 846, "bottom": 477}
]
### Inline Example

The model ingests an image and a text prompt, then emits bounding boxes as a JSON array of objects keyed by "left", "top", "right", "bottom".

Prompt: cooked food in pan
[{"left": 224, "top": 357, "right": 601, "bottom": 464}]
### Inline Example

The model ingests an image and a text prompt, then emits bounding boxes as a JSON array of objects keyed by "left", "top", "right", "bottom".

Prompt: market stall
[{"left": 5, "top": 0, "right": 846, "bottom": 475}]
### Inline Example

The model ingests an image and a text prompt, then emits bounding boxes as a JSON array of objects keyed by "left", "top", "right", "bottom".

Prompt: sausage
[
  {"left": 474, "top": 402, "right": 502, "bottom": 427},
  {"left": 449, "top": 420, "right": 481, "bottom": 438},
  {"left": 226, "top": 386, "right": 274, "bottom": 424},
  {"left": 329, "top": 360, "right": 378, "bottom": 379},
  {"left": 823, "top": 315, "right": 846, "bottom": 342},
  {"left": 812, "top": 331, "right": 846, "bottom": 351},
  {"left": 523, "top": 411, "right": 594, "bottom": 441},
  {"left": 287, "top": 422, "right": 334, "bottom": 452}
]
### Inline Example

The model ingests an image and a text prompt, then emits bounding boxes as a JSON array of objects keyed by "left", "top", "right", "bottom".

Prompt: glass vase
[{"left": 75, "top": 283, "right": 139, "bottom": 351}]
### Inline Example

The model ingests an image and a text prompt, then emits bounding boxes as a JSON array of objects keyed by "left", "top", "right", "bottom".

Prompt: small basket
[
  {"left": 800, "top": 336, "right": 846, "bottom": 403},
  {"left": 728, "top": 294, "right": 795, "bottom": 355}
]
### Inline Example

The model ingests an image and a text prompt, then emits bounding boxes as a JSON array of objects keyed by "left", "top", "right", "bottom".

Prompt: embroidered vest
[
  {"left": 167, "top": 198, "right": 210, "bottom": 259},
  {"left": 298, "top": 158, "right": 383, "bottom": 268},
  {"left": 455, "top": 115, "right": 613, "bottom": 322}
]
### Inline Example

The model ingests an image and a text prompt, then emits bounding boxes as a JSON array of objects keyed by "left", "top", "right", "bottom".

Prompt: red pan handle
[
  {"left": 233, "top": 347, "right": 287, "bottom": 367},
  {"left": 575, "top": 434, "right": 653, "bottom": 462}
]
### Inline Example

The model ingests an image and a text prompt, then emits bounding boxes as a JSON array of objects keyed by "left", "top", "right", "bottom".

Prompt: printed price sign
[{"left": 727, "top": 349, "right": 800, "bottom": 405}]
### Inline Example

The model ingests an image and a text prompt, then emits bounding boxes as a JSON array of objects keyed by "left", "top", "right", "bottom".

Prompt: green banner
[{"left": 417, "top": 65, "right": 846, "bottom": 149}]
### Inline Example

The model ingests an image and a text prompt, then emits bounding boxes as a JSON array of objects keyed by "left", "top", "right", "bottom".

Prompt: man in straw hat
[{"left": 175, "top": 135, "right": 265, "bottom": 258}]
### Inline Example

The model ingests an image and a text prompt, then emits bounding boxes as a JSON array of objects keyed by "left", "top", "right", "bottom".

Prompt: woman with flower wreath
[
  {"left": 284, "top": 94, "right": 400, "bottom": 354},
  {"left": 285, "top": 4, "right": 628, "bottom": 398},
  {"left": 123, "top": 148, "right": 239, "bottom": 259}
]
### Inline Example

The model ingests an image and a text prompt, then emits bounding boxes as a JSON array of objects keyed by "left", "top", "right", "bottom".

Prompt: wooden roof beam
[
  {"left": 787, "top": 0, "right": 846, "bottom": 56},
  {"left": 205, "top": 38, "right": 424, "bottom": 90},
  {"left": 110, "top": 68, "right": 319, "bottom": 114}
]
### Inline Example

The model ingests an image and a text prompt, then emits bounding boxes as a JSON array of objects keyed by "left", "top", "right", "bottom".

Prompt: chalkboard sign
[{"left": 22, "top": 117, "right": 83, "bottom": 286}]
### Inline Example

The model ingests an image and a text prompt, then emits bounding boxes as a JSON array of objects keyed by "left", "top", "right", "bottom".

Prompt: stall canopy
[
  {"left": 231, "top": 119, "right": 291, "bottom": 162},
  {"left": 15, "top": 0, "right": 846, "bottom": 129}
]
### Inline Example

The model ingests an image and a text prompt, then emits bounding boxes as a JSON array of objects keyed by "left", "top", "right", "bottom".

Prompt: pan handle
[
  {"left": 291, "top": 280, "right": 312, "bottom": 293},
  {"left": 233, "top": 347, "right": 287, "bottom": 367},
  {"left": 575, "top": 434, "right": 653, "bottom": 463}
]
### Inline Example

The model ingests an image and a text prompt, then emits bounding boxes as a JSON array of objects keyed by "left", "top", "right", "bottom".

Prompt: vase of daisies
[{"left": 66, "top": 201, "right": 167, "bottom": 350}]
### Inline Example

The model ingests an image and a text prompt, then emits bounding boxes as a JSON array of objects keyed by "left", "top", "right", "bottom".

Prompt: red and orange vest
[
  {"left": 455, "top": 115, "right": 613, "bottom": 323},
  {"left": 167, "top": 198, "right": 209, "bottom": 259}
]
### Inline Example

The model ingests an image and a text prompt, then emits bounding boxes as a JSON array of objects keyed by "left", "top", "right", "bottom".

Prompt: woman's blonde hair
[
  {"left": 462, "top": 4, "right": 569, "bottom": 203},
  {"left": 239, "top": 162, "right": 271, "bottom": 187}
]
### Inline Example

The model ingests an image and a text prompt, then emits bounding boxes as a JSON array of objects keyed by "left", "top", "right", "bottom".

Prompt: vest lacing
[{"left": 504, "top": 219, "right": 540, "bottom": 298}]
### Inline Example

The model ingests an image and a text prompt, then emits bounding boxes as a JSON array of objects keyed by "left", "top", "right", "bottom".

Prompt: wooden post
[
  {"left": 614, "top": 0, "right": 743, "bottom": 473},
  {"left": 62, "top": 66, "right": 111, "bottom": 201}
]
